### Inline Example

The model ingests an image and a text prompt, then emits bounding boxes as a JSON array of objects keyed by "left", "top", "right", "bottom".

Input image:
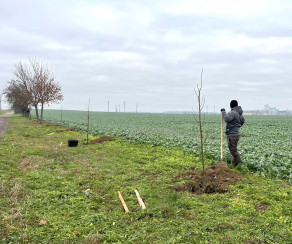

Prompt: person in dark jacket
[{"left": 221, "top": 100, "right": 245, "bottom": 166}]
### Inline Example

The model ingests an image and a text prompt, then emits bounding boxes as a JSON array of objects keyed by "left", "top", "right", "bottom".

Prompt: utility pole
[
  {"left": 136, "top": 103, "right": 138, "bottom": 113},
  {"left": 124, "top": 101, "right": 126, "bottom": 112},
  {"left": 108, "top": 101, "right": 110, "bottom": 112}
]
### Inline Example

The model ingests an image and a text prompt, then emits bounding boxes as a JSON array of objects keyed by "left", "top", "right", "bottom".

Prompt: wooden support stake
[
  {"left": 221, "top": 112, "right": 223, "bottom": 163},
  {"left": 118, "top": 191, "right": 129, "bottom": 213},
  {"left": 134, "top": 189, "right": 146, "bottom": 209}
]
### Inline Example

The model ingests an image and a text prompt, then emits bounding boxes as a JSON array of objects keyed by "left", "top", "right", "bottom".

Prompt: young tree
[{"left": 194, "top": 69, "right": 207, "bottom": 177}]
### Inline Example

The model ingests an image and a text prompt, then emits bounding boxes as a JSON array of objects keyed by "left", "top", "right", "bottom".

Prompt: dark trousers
[{"left": 227, "top": 135, "right": 242, "bottom": 165}]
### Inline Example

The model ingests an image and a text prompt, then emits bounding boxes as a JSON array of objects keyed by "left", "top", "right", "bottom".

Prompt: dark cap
[{"left": 230, "top": 100, "right": 238, "bottom": 108}]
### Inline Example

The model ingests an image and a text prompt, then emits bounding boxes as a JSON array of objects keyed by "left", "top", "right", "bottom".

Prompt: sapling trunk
[
  {"left": 194, "top": 69, "right": 206, "bottom": 178},
  {"left": 198, "top": 96, "right": 205, "bottom": 175},
  {"left": 87, "top": 98, "right": 90, "bottom": 144}
]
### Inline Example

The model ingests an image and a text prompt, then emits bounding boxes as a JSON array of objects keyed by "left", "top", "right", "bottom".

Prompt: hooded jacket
[{"left": 222, "top": 106, "right": 245, "bottom": 136}]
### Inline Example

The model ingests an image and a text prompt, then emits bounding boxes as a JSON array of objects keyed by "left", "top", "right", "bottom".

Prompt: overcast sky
[{"left": 1, "top": 0, "right": 292, "bottom": 112}]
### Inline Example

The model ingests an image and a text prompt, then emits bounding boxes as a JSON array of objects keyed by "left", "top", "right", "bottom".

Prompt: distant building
[
  {"left": 278, "top": 110, "right": 289, "bottom": 116},
  {"left": 264, "top": 104, "right": 270, "bottom": 110},
  {"left": 243, "top": 105, "right": 291, "bottom": 116},
  {"left": 244, "top": 111, "right": 254, "bottom": 115},
  {"left": 268, "top": 107, "right": 278, "bottom": 115},
  {"left": 244, "top": 110, "right": 268, "bottom": 115}
]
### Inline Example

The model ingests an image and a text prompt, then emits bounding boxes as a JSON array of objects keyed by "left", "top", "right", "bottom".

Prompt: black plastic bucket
[{"left": 68, "top": 140, "right": 78, "bottom": 147}]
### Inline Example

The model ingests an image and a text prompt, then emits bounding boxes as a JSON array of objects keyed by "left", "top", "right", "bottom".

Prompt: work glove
[{"left": 220, "top": 108, "right": 225, "bottom": 112}]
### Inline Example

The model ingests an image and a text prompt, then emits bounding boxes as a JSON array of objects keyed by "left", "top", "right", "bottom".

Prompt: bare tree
[
  {"left": 4, "top": 58, "right": 63, "bottom": 121},
  {"left": 4, "top": 81, "right": 30, "bottom": 115},
  {"left": 194, "top": 69, "right": 207, "bottom": 177},
  {"left": 30, "top": 59, "right": 63, "bottom": 121},
  {"left": 4, "top": 62, "right": 33, "bottom": 116}
]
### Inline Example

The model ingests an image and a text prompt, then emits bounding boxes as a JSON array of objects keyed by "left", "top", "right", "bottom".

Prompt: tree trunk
[
  {"left": 41, "top": 103, "right": 44, "bottom": 121},
  {"left": 34, "top": 105, "right": 39, "bottom": 121}
]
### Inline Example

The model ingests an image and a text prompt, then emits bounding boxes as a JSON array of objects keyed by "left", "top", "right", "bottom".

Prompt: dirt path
[{"left": 0, "top": 111, "right": 13, "bottom": 137}]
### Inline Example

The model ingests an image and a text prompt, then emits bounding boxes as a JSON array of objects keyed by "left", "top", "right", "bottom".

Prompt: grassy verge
[
  {"left": 0, "top": 110, "right": 8, "bottom": 116},
  {"left": 0, "top": 115, "right": 291, "bottom": 243}
]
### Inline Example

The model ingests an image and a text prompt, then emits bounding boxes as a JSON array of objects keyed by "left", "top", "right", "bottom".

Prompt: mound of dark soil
[
  {"left": 89, "top": 136, "right": 116, "bottom": 144},
  {"left": 172, "top": 162, "right": 242, "bottom": 194},
  {"left": 38, "top": 122, "right": 55, "bottom": 126},
  {"left": 55, "top": 128, "right": 75, "bottom": 133}
]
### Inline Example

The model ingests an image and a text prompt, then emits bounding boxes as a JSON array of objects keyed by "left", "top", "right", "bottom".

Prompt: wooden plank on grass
[{"left": 118, "top": 191, "right": 129, "bottom": 213}]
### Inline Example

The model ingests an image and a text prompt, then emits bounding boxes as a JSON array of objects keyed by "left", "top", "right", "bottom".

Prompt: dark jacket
[{"left": 222, "top": 106, "right": 245, "bottom": 136}]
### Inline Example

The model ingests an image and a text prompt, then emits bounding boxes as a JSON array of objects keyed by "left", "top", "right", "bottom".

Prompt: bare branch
[
  {"left": 202, "top": 111, "right": 206, "bottom": 125},
  {"left": 201, "top": 96, "right": 206, "bottom": 110}
]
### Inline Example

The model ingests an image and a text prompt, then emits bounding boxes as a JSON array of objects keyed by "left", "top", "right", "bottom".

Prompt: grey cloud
[{"left": 1, "top": 0, "right": 292, "bottom": 111}]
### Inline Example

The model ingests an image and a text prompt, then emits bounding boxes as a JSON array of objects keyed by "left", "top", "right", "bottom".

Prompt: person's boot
[
  {"left": 232, "top": 155, "right": 242, "bottom": 166},
  {"left": 232, "top": 158, "right": 238, "bottom": 167}
]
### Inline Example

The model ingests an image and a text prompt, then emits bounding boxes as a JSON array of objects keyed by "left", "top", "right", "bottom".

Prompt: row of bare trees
[{"left": 3, "top": 59, "right": 63, "bottom": 121}]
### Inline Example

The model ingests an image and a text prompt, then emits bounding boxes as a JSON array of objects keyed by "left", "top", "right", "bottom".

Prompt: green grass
[
  {"left": 0, "top": 115, "right": 291, "bottom": 243},
  {"left": 0, "top": 110, "right": 8, "bottom": 116}
]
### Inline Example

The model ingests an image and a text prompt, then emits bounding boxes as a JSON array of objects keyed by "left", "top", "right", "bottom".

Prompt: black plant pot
[{"left": 68, "top": 140, "right": 78, "bottom": 147}]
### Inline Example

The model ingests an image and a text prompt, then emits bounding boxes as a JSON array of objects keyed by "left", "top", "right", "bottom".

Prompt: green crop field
[{"left": 34, "top": 110, "right": 292, "bottom": 182}]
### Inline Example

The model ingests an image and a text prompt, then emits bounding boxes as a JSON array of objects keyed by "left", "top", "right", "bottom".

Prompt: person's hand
[{"left": 221, "top": 108, "right": 225, "bottom": 112}]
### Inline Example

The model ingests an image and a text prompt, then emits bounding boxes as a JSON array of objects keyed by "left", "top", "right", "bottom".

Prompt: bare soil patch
[
  {"left": 36, "top": 121, "right": 56, "bottom": 126},
  {"left": 88, "top": 136, "right": 115, "bottom": 144},
  {"left": 20, "top": 156, "right": 44, "bottom": 171},
  {"left": 172, "top": 162, "right": 242, "bottom": 194},
  {"left": 55, "top": 128, "right": 75, "bottom": 133},
  {"left": 214, "top": 222, "right": 233, "bottom": 232},
  {"left": 254, "top": 203, "right": 269, "bottom": 212}
]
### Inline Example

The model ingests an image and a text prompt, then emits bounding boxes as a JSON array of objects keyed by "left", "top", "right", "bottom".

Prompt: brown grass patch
[
  {"left": 85, "top": 235, "right": 103, "bottom": 243},
  {"left": 214, "top": 222, "right": 233, "bottom": 232},
  {"left": 88, "top": 136, "right": 115, "bottom": 144},
  {"left": 20, "top": 156, "right": 44, "bottom": 171},
  {"left": 35, "top": 146, "right": 50, "bottom": 149},
  {"left": 55, "top": 128, "right": 75, "bottom": 133}
]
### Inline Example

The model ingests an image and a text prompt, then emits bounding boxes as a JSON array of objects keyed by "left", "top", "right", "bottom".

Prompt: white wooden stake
[{"left": 134, "top": 189, "right": 146, "bottom": 209}]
